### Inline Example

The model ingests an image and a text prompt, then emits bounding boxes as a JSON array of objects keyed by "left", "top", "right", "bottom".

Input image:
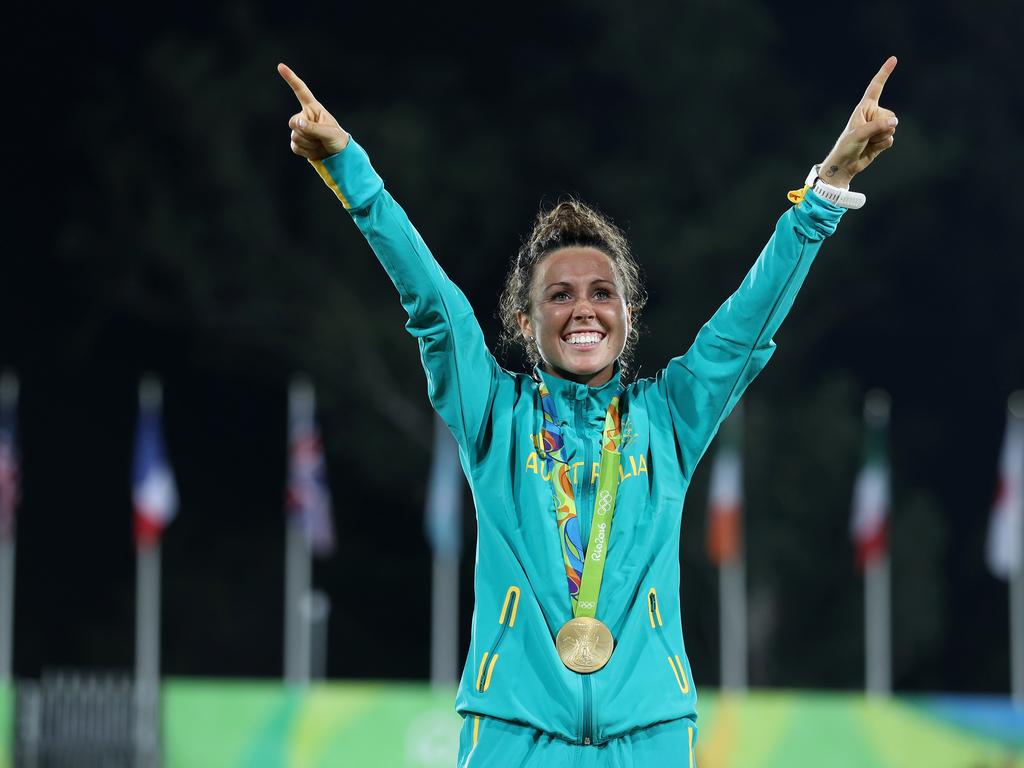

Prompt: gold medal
[{"left": 556, "top": 617, "right": 614, "bottom": 673}]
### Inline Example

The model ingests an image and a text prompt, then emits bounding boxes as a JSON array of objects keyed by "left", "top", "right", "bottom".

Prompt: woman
[{"left": 278, "top": 57, "right": 898, "bottom": 767}]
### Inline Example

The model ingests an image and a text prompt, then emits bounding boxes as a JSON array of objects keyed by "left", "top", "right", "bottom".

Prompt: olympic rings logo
[
  {"left": 595, "top": 490, "right": 613, "bottom": 516},
  {"left": 578, "top": 601, "right": 596, "bottom": 610}
]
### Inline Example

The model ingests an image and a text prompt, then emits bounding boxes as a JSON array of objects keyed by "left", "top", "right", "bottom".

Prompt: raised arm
[
  {"left": 651, "top": 57, "right": 899, "bottom": 478},
  {"left": 278, "top": 64, "right": 503, "bottom": 456}
]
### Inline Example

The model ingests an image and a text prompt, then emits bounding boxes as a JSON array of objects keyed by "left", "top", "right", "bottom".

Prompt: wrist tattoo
[{"left": 824, "top": 165, "right": 839, "bottom": 178}]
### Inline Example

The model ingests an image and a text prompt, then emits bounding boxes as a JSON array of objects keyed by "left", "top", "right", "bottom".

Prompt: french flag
[{"left": 132, "top": 378, "right": 178, "bottom": 548}]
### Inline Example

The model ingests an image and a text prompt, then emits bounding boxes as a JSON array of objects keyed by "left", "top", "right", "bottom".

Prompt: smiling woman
[
  {"left": 278, "top": 55, "right": 899, "bottom": 767},
  {"left": 516, "top": 243, "right": 631, "bottom": 387},
  {"left": 499, "top": 200, "right": 647, "bottom": 386}
]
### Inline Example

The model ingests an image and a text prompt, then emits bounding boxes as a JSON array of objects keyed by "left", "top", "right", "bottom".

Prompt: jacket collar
[{"left": 534, "top": 364, "right": 623, "bottom": 425}]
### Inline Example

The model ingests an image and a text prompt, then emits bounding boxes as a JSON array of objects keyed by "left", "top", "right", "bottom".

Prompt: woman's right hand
[{"left": 277, "top": 63, "right": 350, "bottom": 161}]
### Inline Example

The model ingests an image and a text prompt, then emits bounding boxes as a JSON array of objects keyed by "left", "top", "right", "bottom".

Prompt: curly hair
[{"left": 498, "top": 198, "right": 647, "bottom": 376}]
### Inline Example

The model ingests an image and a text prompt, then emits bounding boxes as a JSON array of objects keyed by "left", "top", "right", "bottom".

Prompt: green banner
[
  {"left": 164, "top": 681, "right": 461, "bottom": 768},
  {"left": 2, "top": 681, "right": 1020, "bottom": 767},
  {"left": 162, "top": 684, "right": 1021, "bottom": 767}
]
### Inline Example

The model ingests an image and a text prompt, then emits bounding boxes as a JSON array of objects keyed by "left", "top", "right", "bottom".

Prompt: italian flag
[
  {"left": 986, "top": 397, "right": 1024, "bottom": 579},
  {"left": 706, "top": 409, "right": 743, "bottom": 566},
  {"left": 851, "top": 394, "right": 890, "bottom": 570}
]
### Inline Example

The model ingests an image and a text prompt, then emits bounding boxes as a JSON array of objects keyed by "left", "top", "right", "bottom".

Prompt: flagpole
[
  {"left": 1012, "top": 543, "right": 1023, "bottom": 708},
  {"left": 719, "top": 556, "right": 747, "bottom": 692},
  {"left": 707, "top": 405, "right": 746, "bottom": 692},
  {"left": 0, "top": 536, "right": 12, "bottom": 684},
  {"left": 0, "top": 371, "right": 17, "bottom": 685},
  {"left": 427, "top": 414, "right": 463, "bottom": 688},
  {"left": 1008, "top": 391, "right": 1024, "bottom": 708},
  {"left": 284, "top": 377, "right": 314, "bottom": 685},
  {"left": 135, "top": 375, "right": 164, "bottom": 766},
  {"left": 284, "top": 520, "right": 311, "bottom": 684},
  {"left": 431, "top": 552, "right": 459, "bottom": 687},
  {"left": 863, "top": 390, "right": 892, "bottom": 698},
  {"left": 865, "top": 552, "right": 891, "bottom": 696}
]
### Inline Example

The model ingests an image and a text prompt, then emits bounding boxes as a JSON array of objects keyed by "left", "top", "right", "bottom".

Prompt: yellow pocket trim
[
  {"left": 473, "top": 716, "right": 480, "bottom": 746},
  {"left": 483, "top": 654, "right": 499, "bottom": 691},
  {"left": 499, "top": 586, "right": 521, "bottom": 627},
  {"left": 667, "top": 655, "right": 690, "bottom": 694},
  {"left": 475, "top": 652, "right": 489, "bottom": 692}
]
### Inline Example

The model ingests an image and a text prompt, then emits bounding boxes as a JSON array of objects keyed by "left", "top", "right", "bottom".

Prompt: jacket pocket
[
  {"left": 647, "top": 587, "right": 690, "bottom": 695},
  {"left": 475, "top": 585, "right": 521, "bottom": 693}
]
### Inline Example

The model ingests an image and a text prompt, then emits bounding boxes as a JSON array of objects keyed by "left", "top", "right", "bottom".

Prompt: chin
[{"left": 548, "top": 359, "right": 617, "bottom": 384}]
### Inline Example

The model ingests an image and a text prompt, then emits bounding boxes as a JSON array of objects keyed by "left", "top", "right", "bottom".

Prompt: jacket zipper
[
  {"left": 574, "top": 395, "right": 596, "bottom": 745},
  {"left": 582, "top": 675, "right": 593, "bottom": 745},
  {"left": 574, "top": 397, "right": 594, "bottom": 547}
]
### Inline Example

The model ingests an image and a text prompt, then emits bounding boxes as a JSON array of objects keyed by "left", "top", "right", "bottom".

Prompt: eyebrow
[{"left": 544, "top": 278, "right": 617, "bottom": 291}]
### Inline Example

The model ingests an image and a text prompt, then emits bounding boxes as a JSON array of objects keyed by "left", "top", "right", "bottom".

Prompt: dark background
[{"left": 3, "top": 1, "right": 1021, "bottom": 692}]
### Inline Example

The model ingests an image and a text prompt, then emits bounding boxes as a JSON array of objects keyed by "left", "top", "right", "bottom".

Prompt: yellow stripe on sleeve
[{"left": 309, "top": 159, "right": 352, "bottom": 209}]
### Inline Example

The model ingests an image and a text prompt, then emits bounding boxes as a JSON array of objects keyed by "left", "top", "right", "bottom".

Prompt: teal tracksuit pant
[{"left": 458, "top": 714, "right": 696, "bottom": 767}]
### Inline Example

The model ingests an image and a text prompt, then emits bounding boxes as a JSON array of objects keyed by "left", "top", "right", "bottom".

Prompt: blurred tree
[{"left": 1, "top": 0, "right": 1020, "bottom": 690}]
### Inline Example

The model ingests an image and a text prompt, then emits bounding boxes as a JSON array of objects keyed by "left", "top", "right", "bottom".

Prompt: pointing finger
[
  {"left": 278, "top": 62, "right": 317, "bottom": 107},
  {"left": 863, "top": 55, "right": 897, "bottom": 104}
]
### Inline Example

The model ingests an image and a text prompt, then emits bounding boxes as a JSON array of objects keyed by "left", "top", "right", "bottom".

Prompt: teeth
[{"left": 566, "top": 333, "right": 603, "bottom": 345}]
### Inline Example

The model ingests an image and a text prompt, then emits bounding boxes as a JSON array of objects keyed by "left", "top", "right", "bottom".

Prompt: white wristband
[{"left": 804, "top": 164, "right": 865, "bottom": 209}]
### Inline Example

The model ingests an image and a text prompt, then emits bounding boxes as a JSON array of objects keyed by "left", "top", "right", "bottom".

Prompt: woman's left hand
[{"left": 818, "top": 56, "right": 899, "bottom": 189}]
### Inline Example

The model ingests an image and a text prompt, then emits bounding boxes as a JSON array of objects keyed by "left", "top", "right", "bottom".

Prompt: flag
[
  {"left": 287, "top": 379, "right": 335, "bottom": 557},
  {"left": 132, "top": 378, "right": 178, "bottom": 548},
  {"left": 986, "top": 396, "right": 1024, "bottom": 579},
  {"left": 425, "top": 414, "right": 463, "bottom": 557},
  {"left": 706, "top": 407, "right": 743, "bottom": 565},
  {"left": 851, "top": 391, "right": 890, "bottom": 570},
  {"left": 0, "top": 372, "right": 19, "bottom": 540}
]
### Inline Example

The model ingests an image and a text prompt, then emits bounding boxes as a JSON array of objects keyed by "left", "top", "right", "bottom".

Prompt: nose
[{"left": 573, "top": 298, "right": 595, "bottom": 320}]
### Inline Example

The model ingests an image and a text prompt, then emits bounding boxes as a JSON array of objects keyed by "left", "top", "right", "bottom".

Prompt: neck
[{"left": 542, "top": 363, "right": 616, "bottom": 388}]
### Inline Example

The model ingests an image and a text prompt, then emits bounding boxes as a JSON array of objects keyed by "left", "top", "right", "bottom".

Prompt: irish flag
[
  {"left": 132, "top": 377, "right": 178, "bottom": 548},
  {"left": 986, "top": 394, "right": 1024, "bottom": 579},
  {"left": 707, "top": 408, "right": 743, "bottom": 566},
  {"left": 851, "top": 391, "right": 890, "bottom": 570}
]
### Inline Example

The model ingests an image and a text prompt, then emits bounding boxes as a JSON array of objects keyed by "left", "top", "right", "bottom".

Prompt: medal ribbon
[{"left": 536, "top": 381, "right": 624, "bottom": 619}]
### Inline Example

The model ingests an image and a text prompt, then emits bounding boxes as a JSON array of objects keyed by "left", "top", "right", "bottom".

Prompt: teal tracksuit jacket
[{"left": 312, "top": 140, "right": 844, "bottom": 746}]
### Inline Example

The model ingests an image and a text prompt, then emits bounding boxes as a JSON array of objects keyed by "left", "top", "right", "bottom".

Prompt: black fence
[{"left": 14, "top": 671, "right": 159, "bottom": 768}]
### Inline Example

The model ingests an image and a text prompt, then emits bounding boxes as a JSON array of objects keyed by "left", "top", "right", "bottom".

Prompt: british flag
[
  {"left": 0, "top": 372, "right": 19, "bottom": 541},
  {"left": 287, "top": 379, "right": 335, "bottom": 557}
]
